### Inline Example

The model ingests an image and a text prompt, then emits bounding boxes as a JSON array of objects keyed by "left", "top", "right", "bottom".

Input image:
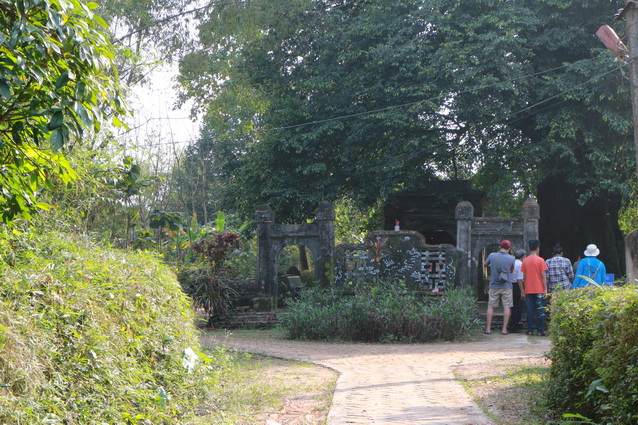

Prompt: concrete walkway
[{"left": 200, "top": 332, "right": 551, "bottom": 425}]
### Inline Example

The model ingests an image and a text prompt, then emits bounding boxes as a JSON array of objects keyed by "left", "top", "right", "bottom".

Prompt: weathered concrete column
[
  {"left": 626, "top": 229, "right": 638, "bottom": 285},
  {"left": 455, "top": 201, "right": 474, "bottom": 287},
  {"left": 315, "top": 201, "right": 336, "bottom": 287},
  {"left": 254, "top": 205, "right": 276, "bottom": 305},
  {"left": 521, "top": 197, "right": 540, "bottom": 251}
]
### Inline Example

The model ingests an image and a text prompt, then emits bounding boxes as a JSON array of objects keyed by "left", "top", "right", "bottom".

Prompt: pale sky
[{"left": 126, "top": 64, "right": 200, "bottom": 152}]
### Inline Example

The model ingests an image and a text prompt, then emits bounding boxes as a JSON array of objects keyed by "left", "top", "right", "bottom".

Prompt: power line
[
  {"left": 120, "top": 116, "right": 197, "bottom": 135},
  {"left": 245, "top": 61, "right": 629, "bottom": 177},
  {"left": 404, "top": 66, "right": 628, "bottom": 171},
  {"left": 259, "top": 53, "right": 617, "bottom": 133},
  {"left": 120, "top": 60, "right": 631, "bottom": 210},
  {"left": 127, "top": 139, "right": 198, "bottom": 148},
  {"left": 506, "top": 63, "right": 628, "bottom": 119},
  {"left": 123, "top": 56, "right": 627, "bottom": 153}
]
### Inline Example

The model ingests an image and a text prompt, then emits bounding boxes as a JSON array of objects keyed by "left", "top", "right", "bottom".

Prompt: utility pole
[
  {"left": 616, "top": 1, "right": 638, "bottom": 284},
  {"left": 617, "top": 1, "right": 638, "bottom": 177}
]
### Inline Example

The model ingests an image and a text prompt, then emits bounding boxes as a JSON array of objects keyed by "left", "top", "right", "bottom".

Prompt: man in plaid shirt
[{"left": 545, "top": 244, "right": 574, "bottom": 293}]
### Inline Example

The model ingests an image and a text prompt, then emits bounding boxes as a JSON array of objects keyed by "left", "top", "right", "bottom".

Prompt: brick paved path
[{"left": 200, "top": 332, "right": 551, "bottom": 425}]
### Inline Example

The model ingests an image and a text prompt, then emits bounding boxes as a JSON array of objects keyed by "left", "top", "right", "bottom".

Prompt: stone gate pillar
[
  {"left": 455, "top": 201, "right": 474, "bottom": 287},
  {"left": 521, "top": 198, "right": 540, "bottom": 250},
  {"left": 315, "top": 202, "right": 336, "bottom": 287},
  {"left": 254, "top": 205, "right": 276, "bottom": 303}
]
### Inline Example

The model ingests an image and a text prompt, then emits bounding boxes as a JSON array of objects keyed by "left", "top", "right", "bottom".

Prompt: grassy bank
[
  {"left": 199, "top": 340, "right": 337, "bottom": 424},
  {"left": 452, "top": 357, "right": 552, "bottom": 425},
  {"left": 0, "top": 228, "right": 222, "bottom": 424}
]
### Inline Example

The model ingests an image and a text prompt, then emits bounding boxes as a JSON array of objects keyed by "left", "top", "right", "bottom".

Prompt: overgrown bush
[
  {"left": 179, "top": 230, "right": 241, "bottom": 325},
  {"left": 300, "top": 269, "right": 315, "bottom": 287},
  {"left": 546, "top": 286, "right": 638, "bottom": 424},
  {"left": 0, "top": 227, "right": 225, "bottom": 424},
  {"left": 178, "top": 265, "right": 237, "bottom": 323},
  {"left": 281, "top": 283, "right": 480, "bottom": 342}
]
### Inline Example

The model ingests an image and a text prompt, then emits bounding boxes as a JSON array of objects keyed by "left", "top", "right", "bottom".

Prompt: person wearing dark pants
[
  {"left": 521, "top": 239, "right": 548, "bottom": 336},
  {"left": 508, "top": 249, "right": 526, "bottom": 333}
]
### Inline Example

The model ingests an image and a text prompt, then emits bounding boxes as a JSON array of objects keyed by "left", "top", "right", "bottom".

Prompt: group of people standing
[{"left": 484, "top": 239, "right": 607, "bottom": 336}]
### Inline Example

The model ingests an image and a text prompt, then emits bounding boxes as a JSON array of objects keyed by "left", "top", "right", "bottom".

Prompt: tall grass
[{"left": 0, "top": 227, "right": 225, "bottom": 424}]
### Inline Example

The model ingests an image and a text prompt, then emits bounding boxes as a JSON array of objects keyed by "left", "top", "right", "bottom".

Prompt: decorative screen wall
[{"left": 334, "top": 232, "right": 459, "bottom": 292}]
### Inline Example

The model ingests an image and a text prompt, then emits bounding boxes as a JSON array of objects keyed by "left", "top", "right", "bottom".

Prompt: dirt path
[{"left": 201, "top": 332, "right": 551, "bottom": 425}]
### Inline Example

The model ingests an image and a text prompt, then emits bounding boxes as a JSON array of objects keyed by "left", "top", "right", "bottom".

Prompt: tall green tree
[
  {"left": 98, "top": 0, "right": 198, "bottom": 84},
  {"left": 179, "top": 0, "right": 633, "bottom": 271},
  {"left": 0, "top": 0, "right": 126, "bottom": 222},
  {"left": 169, "top": 133, "right": 227, "bottom": 224}
]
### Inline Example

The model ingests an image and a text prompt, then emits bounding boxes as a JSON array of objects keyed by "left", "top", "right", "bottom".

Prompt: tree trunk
[
  {"left": 537, "top": 176, "right": 625, "bottom": 277},
  {"left": 299, "top": 245, "right": 309, "bottom": 271}
]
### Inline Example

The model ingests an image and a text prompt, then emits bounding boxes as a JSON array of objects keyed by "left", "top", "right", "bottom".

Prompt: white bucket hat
[{"left": 584, "top": 244, "right": 600, "bottom": 257}]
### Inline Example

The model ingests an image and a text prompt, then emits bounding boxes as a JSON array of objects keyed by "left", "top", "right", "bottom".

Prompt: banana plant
[{"left": 215, "top": 211, "right": 226, "bottom": 232}]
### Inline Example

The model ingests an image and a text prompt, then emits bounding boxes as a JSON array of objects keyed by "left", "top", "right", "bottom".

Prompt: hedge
[{"left": 547, "top": 286, "right": 638, "bottom": 424}]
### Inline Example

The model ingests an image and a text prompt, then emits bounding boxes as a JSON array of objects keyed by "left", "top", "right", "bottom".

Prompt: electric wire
[
  {"left": 505, "top": 63, "right": 628, "bottom": 120},
  {"left": 128, "top": 54, "right": 628, "bottom": 152},
  {"left": 260, "top": 55, "right": 625, "bottom": 133},
  {"left": 259, "top": 61, "right": 629, "bottom": 177}
]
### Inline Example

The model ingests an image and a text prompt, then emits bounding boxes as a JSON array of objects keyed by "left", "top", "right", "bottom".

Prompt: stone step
[{"left": 213, "top": 311, "right": 282, "bottom": 329}]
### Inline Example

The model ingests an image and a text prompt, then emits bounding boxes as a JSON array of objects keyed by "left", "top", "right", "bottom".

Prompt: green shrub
[
  {"left": 178, "top": 231, "right": 241, "bottom": 325},
  {"left": 178, "top": 265, "right": 237, "bottom": 324},
  {"left": 0, "top": 228, "right": 224, "bottom": 424},
  {"left": 300, "top": 269, "right": 315, "bottom": 286},
  {"left": 547, "top": 286, "right": 638, "bottom": 425},
  {"left": 281, "top": 283, "right": 480, "bottom": 342}
]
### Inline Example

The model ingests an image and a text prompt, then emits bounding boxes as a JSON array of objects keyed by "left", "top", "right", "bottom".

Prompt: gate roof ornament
[
  {"left": 315, "top": 201, "right": 336, "bottom": 221},
  {"left": 254, "top": 204, "right": 275, "bottom": 223},
  {"left": 455, "top": 201, "right": 474, "bottom": 220},
  {"left": 521, "top": 197, "right": 540, "bottom": 220}
]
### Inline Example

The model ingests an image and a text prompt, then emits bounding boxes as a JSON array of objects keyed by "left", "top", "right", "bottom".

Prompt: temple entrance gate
[
  {"left": 455, "top": 198, "right": 540, "bottom": 298},
  {"left": 254, "top": 202, "right": 335, "bottom": 307}
]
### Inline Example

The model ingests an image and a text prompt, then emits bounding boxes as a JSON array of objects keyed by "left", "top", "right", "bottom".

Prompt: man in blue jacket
[{"left": 571, "top": 244, "right": 607, "bottom": 288}]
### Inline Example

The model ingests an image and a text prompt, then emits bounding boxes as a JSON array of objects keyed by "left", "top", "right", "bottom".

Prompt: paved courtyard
[{"left": 200, "top": 332, "right": 551, "bottom": 425}]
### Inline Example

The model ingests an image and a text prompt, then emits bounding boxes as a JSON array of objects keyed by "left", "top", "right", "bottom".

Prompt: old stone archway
[
  {"left": 254, "top": 202, "right": 335, "bottom": 307},
  {"left": 455, "top": 198, "right": 540, "bottom": 297}
]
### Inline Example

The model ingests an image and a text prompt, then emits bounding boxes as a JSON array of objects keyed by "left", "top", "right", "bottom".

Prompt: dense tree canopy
[
  {"left": 0, "top": 0, "right": 126, "bottom": 222},
  {"left": 179, "top": 0, "right": 631, "bottom": 213},
  {"left": 177, "top": 0, "right": 633, "bottom": 271}
]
